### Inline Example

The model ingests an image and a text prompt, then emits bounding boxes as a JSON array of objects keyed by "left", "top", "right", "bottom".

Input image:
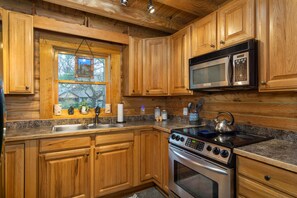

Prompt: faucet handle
[{"left": 95, "top": 106, "right": 101, "bottom": 115}]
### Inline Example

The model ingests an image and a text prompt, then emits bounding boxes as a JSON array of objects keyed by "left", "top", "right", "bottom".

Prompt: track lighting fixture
[
  {"left": 120, "top": 0, "right": 128, "bottom": 6},
  {"left": 147, "top": 0, "right": 155, "bottom": 14}
]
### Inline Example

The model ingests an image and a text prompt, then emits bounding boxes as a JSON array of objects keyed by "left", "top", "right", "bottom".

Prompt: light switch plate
[{"left": 105, "top": 104, "right": 111, "bottom": 113}]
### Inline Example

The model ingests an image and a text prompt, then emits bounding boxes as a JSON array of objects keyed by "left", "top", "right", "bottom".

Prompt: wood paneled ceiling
[{"left": 42, "top": 0, "right": 229, "bottom": 33}]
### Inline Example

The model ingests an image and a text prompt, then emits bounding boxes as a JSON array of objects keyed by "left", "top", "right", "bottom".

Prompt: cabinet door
[
  {"left": 39, "top": 148, "right": 90, "bottom": 198},
  {"left": 123, "top": 37, "right": 143, "bottom": 96},
  {"left": 5, "top": 144, "right": 25, "bottom": 198},
  {"left": 161, "top": 132, "right": 169, "bottom": 194},
  {"left": 8, "top": 12, "right": 34, "bottom": 94},
  {"left": 258, "top": 0, "right": 297, "bottom": 91},
  {"left": 94, "top": 142, "right": 133, "bottom": 197},
  {"left": 217, "top": 0, "right": 255, "bottom": 49},
  {"left": 140, "top": 130, "right": 162, "bottom": 186},
  {"left": 192, "top": 12, "right": 217, "bottom": 56},
  {"left": 169, "top": 27, "right": 193, "bottom": 95},
  {"left": 143, "top": 37, "right": 169, "bottom": 95}
]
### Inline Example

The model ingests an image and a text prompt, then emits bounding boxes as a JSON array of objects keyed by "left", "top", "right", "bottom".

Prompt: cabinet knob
[
  {"left": 132, "top": 90, "right": 135, "bottom": 93},
  {"left": 146, "top": 90, "right": 149, "bottom": 93},
  {"left": 210, "top": 44, "right": 215, "bottom": 48},
  {"left": 220, "top": 40, "right": 225, "bottom": 45},
  {"left": 261, "top": 81, "right": 267, "bottom": 85},
  {"left": 96, "top": 152, "right": 100, "bottom": 160},
  {"left": 25, "top": 86, "right": 30, "bottom": 90},
  {"left": 264, "top": 175, "right": 271, "bottom": 181}
]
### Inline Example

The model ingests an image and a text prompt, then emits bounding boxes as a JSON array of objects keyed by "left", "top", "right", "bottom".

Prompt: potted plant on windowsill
[{"left": 79, "top": 100, "right": 90, "bottom": 115}]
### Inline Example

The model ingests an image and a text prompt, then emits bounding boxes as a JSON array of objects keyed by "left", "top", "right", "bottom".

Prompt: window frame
[{"left": 53, "top": 48, "right": 111, "bottom": 117}]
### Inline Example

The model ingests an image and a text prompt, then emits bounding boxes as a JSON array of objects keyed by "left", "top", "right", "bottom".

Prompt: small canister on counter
[
  {"left": 161, "top": 110, "right": 167, "bottom": 120},
  {"left": 54, "top": 104, "right": 62, "bottom": 116},
  {"left": 154, "top": 107, "right": 161, "bottom": 120}
]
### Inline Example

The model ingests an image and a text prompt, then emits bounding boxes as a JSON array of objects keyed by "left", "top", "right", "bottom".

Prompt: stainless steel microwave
[{"left": 189, "top": 39, "right": 257, "bottom": 91}]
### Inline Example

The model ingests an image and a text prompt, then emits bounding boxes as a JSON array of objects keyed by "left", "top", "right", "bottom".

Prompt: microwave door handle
[
  {"left": 227, "top": 55, "right": 233, "bottom": 85},
  {"left": 170, "top": 148, "right": 228, "bottom": 175}
]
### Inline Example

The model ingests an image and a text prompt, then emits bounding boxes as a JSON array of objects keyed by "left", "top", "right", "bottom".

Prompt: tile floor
[{"left": 123, "top": 187, "right": 165, "bottom": 198}]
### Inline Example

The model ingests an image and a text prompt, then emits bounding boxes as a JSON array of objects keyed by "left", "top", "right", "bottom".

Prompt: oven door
[
  {"left": 189, "top": 56, "right": 231, "bottom": 89},
  {"left": 169, "top": 145, "right": 233, "bottom": 198}
]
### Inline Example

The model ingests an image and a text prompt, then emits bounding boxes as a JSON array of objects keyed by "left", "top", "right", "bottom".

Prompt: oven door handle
[{"left": 170, "top": 148, "right": 228, "bottom": 175}]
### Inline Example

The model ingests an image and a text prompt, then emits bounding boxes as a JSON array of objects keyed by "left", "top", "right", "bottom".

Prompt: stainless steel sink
[
  {"left": 52, "top": 123, "right": 125, "bottom": 132},
  {"left": 52, "top": 124, "right": 88, "bottom": 132},
  {"left": 88, "top": 123, "right": 125, "bottom": 129}
]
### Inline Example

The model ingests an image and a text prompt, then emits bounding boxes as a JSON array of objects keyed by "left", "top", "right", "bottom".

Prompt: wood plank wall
[{"left": 166, "top": 91, "right": 297, "bottom": 132}]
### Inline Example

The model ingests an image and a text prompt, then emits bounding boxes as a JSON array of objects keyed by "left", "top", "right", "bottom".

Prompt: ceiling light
[
  {"left": 120, "top": 0, "right": 128, "bottom": 6},
  {"left": 147, "top": 0, "right": 155, "bottom": 14}
]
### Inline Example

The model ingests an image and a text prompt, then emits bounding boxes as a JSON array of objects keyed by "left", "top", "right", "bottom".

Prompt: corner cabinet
[
  {"left": 217, "top": 0, "right": 255, "bottom": 49},
  {"left": 122, "top": 37, "right": 143, "bottom": 96},
  {"left": 143, "top": 37, "right": 169, "bottom": 96},
  {"left": 169, "top": 27, "right": 193, "bottom": 95},
  {"left": 258, "top": 0, "right": 297, "bottom": 92},
  {"left": 6, "top": 11, "right": 34, "bottom": 94},
  {"left": 191, "top": 12, "right": 217, "bottom": 57}
]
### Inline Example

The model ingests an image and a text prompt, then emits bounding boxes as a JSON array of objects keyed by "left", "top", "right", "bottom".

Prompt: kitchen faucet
[{"left": 94, "top": 106, "right": 101, "bottom": 126}]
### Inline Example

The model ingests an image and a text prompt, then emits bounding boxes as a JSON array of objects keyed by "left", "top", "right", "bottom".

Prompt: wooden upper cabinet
[
  {"left": 169, "top": 27, "right": 193, "bottom": 95},
  {"left": 8, "top": 11, "right": 34, "bottom": 94},
  {"left": 217, "top": 0, "right": 255, "bottom": 49},
  {"left": 258, "top": 0, "right": 297, "bottom": 92},
  {"left": 5, "top": 144, "right": 25, "bottom": 198},
  {"left": 143, "top": 37, "right": 169, "bottom": 96},
  {"left": 94, "top": 142, "right": 133, "bottom": 197},
  {"left": 123, "top": 37, "right": 143, "bottom": 96},
  {"left": 191, "top": 12, "right": 217, "bottom": 57},
  {"left": 39, "top": 148, "right": 91, "bottom": 198}
]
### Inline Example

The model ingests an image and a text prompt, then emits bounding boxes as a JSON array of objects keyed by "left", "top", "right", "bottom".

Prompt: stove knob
[
  {"left": 180, "top": 137, "right": 185, "bottom": 142},
  {"left": 220, "top": 150, "right": 229, "bottom": 158},
  {"left": 206, "top": 145, "right": 212, "bottom": 151},
  {"left": 213, "top": 147, "right": 220, "bottom": 155},
  {"left": 176, "top": 135, "right": 180, "bottom": 141},
  {"left": 171, "top": 134, "right": 176, "bottom": 140}
]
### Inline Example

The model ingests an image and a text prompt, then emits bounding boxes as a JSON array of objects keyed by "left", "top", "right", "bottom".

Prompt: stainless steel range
[{"left": 169, "top": 126, "right": 271, "bottom": 198}]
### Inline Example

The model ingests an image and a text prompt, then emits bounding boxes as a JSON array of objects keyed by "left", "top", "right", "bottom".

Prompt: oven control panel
[{"left": 169, "top": 133, "right": 232, "bottom": 165}]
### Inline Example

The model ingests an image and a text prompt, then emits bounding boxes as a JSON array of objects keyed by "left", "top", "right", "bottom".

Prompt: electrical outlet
[{"left": 105, "top": 104, "right": 111, "bottom": 113}]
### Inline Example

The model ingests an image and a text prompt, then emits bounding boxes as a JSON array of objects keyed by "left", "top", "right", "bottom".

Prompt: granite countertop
[
  {"left": 234, "top": 139, "right": 297, "bottom": 173},
  {"left": 4, "top": 120, "right": 198, "bottom": 142}
]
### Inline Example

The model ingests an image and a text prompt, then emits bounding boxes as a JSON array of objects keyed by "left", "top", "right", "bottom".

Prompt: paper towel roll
[{"left": 117, "top": 103, "right": 124, "bottom": 122}]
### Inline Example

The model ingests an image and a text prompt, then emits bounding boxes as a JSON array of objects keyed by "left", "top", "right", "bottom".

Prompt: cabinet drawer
[
  {"left": 40, "top": 136, "right": 91, "bottom": 153},
  {"left": 96, "top": 132, "right": 134, "bottom": 145},
  {"left": 237, "top": 156, "right": 297, "bottom": 197},
  {"left": 237, "top": 175, "right": 292, "bottom": 198}
]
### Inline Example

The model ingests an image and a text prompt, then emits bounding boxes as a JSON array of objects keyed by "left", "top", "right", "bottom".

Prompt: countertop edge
[
  {"left": 234, "top": 148, "right": 297, "bottom": 173},
  {"left": 4, "top": 124, "right": 171, "bottom": 142}
]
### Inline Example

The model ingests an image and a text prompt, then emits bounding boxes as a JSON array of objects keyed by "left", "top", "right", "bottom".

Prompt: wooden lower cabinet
[
  {"left": 140, "top": 130, "right": 162, "bottom": 186},
  {"left": 94, "top": 142, "right": 133, "bottom": 197},
  {"left": 161, "top": 132, "right": 169, "bottom": 194},
  {"left": 5, "top": 144, "right": 25, "bottom": 198},
  {"left": 237, "top": 156, "right": 297, "bottom": 198},
  {"left": 39, "top": 148, "right": 91, "bottom": 198}
]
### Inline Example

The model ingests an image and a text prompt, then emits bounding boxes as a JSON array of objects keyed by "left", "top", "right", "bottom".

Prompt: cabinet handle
[
  {"left": 261, "top": 81, "right": 267, "bottom": 85},
  {"left": 96, "top": 152, "right": 100, "bottom": 160},
  {"left": 264, "top": 175, "right": 271, "bottom": 181},
  {"left": 210, "top": 44, "right": 215, "bottom": 48},
  {"left": 25, "top": 86, "right": 30, "bottom": 90},
  {"left": 220, "top": 40, "right": 225, "bottom": 45},
  {"left": 84, "top": 154, "right": 89, "bottom": 162},
  {"left": 132, "top": 89, "right": 135, "bottom": 93},
  {"left": 146, "top": 90, "right": 149, "bottom": 93}
]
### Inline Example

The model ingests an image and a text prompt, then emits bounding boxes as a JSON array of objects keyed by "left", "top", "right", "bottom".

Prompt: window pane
[
  {"left": 58, "top": 83, "right": 106, "bottom": 109},
  {"left": 58, "top": 54, "right": 76, "bottom": 80},
  {"left": 58, "top": 53, "right": 106, "bottom": 82}
]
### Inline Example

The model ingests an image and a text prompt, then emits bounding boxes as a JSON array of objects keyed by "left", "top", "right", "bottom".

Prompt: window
[{"left": 56, "top": 52, "right": 110, "bottom": 110}]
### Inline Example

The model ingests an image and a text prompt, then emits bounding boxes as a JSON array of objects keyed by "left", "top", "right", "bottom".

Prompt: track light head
[
  {"left": 120, "top": 0, "right": 128, "bottom": 6},
  {"left": 147, "top": 0, "right": 155, "bottom": 14}
]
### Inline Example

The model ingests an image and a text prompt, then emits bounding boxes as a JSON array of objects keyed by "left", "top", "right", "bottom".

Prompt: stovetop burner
[{"left": 172, "top": 126, "right": 271, "bottom": 148}]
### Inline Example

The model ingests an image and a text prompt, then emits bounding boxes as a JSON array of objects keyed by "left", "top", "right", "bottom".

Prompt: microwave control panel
[{"left": 233, "top": 52, "right": 249, "bottom": 85}]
